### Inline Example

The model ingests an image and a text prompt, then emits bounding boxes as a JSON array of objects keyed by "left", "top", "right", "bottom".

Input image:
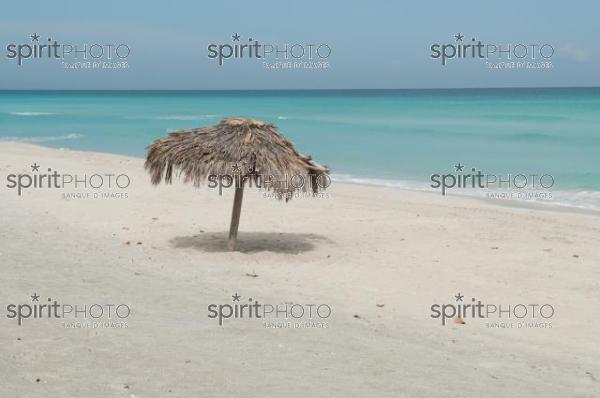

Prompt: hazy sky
[{"left": 1, "top": 0, "right": 598, "bottom": 89}]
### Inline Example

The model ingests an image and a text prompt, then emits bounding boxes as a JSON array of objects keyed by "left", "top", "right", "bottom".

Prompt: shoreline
[{"left": 2, "top": 141, "right": 598, "bottom": 216}]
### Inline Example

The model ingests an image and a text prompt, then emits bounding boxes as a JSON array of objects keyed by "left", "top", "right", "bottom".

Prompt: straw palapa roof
[{"left": 145, "top": 118, "right": 329, "bottom": 198}]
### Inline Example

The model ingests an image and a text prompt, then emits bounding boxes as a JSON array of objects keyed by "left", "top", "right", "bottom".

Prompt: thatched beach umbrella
[{"left": 145, "top": 118, "right": 329, "bottom": 250}]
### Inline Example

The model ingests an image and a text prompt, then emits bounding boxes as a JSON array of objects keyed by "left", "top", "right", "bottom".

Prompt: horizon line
[{"left": 1, "top": 86, "right": 599, "bottom": 92}]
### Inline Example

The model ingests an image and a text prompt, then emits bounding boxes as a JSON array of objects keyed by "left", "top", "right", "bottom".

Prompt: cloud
[{"left": 557, "top": 44, "right": 590, "bottom": 62}]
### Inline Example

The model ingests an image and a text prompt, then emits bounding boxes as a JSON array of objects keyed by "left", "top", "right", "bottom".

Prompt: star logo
[
  {"left": 232, "top": 293, "right": 241, "bottom": 301},
  {"left": 232, "top": 33, "right": 241, "bottom": 42},
  {"left": 454, "top": 33, "right": 464, "bottom": 42},
  {"left": 454, "top": 293, "right": 464, "bottom": 302},
  {"left": 231, "top": 163, "right": 241, "bottom": 173},
  {"left": 454, "top": 163, "right": 464, "bottom": 172},
  {"left": 31, "top": 293, "right": 40, "bottom": 302},
  {"left": 31, "top": 163, "right": 40, "bottom": 172},
  {"left": 30, "top": 33, "right": 40, "bottom": 42}
]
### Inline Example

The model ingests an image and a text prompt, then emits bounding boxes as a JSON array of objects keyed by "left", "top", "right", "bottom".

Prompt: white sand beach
[{"left": 1, "top": 142, "right": 599, "bottom": 397}]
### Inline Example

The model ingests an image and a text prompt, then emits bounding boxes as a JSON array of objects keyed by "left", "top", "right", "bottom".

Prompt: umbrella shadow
[{"left": 170, "top": 232, "right": 332, "bottom": 254}]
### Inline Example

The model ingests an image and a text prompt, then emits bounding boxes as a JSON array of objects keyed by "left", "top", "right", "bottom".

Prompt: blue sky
[{"left": 1, "top": 0, "right": 598, "bottom": 89}]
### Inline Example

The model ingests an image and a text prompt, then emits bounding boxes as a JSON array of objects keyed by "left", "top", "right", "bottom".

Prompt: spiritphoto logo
[
  {"left": 207, "top": 292, "right": 331, "bottom": 329},
  {"left": 5, "top": 33, "right": 130, "bottom": 70},
  {"left": 430, "top": 293, "right": 555, "bottom": 329},
  {"left": 3, "top": 162, "right": 131, "bottom": 199},
  {"left": 207, "top": 33, "right": 332, "bottom": 70},
  {"left": 207, "top": 162, "right": 331, "bottom": 199},
  {"left": 430, "top": 162, "right": 554, "bottom": 200},
  {"left": 430, "top": 33, "right": 554, "bottom": 70},
  {"left": 5, "top": 293, "right": 131, "bottom": 328}
]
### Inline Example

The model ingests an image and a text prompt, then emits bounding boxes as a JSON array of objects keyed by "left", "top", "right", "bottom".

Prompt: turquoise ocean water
[{"left": 1, "top": 89, "right": 599, "bottom": 210}]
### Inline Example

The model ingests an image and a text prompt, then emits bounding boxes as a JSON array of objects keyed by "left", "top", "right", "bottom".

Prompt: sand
[{"left": 0, "top": 142, "right": 599, "bottom": 397}]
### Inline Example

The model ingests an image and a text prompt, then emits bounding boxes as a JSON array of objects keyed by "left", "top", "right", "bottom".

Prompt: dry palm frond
[{"left": 145, "top": 118, "right": 329, "bottom": 199}]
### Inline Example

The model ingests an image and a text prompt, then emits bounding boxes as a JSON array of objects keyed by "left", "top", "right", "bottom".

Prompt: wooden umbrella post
[
  {"left": 227, "top": 180, "right": 245, "bottom": 250},
  {"left": 144, "top": 118, "right": 330, "bottom": 252}
]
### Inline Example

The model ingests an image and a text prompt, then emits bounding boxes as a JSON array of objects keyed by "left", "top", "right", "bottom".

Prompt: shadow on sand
[{"left": 170, "top": 231, "right": 332, "bottom": 254}]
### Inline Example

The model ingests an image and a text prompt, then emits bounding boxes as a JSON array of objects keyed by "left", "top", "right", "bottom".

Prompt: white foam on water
[
  {"left": 332, "top": 173, "right": 432, "bottom": 191},
  {"left": 156, "top": 115, "right": 217, "bottom": 121},
  {"left": 332, "top": 173, "right": 600, "bottom": 212},
  {"left": 0, "top": 133, "right": 83, "bottom": 143},
  {"left": 10, "top": 112, "right": 57, "bottom": 116}
]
